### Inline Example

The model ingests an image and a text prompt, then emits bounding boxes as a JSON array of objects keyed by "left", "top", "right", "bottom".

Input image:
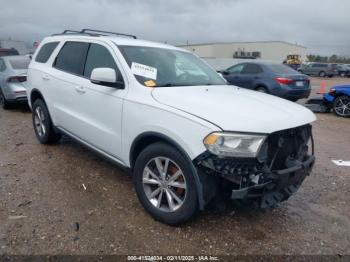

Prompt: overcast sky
[{"left": 0, "top": 0, "right": 349, "bottom": 56}]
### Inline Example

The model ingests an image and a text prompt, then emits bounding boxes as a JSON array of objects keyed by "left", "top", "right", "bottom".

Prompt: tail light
[
  {"left": 275, "top": 77, "right": 293, "bottom": 85},
  {"left": 329, "top": 88, "right": 336, "bottom": 94},
  {"left": 7, "top": 76, "right": 27, "bottom": 83}
]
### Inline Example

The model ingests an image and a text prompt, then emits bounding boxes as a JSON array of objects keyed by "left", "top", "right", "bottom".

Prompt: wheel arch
[
  {"left": 30, "top": 88, "right": 46, "bottom": 107},
  {"left": 129, "top": 131, "right": 205, "bottom": 209}
]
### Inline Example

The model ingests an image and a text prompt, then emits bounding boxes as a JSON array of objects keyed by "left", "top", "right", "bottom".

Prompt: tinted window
[
  {"left": 227, "top": 64, "right": 244, "bottom": 74},
  {"left": 84, "top": 44, "right": 121, "bottom": 80},
  {"left": 241, "top": 64, "right": 263, "bottom": 74},
  {"left": 9, "top": 58, "right": 30, "bottom": 70},
  {"left": 54, "top": 42, "right": 89, "bottom": 75},
  {"left": 0, "top": 49, "right": 19, "bottom": 57},
  {"left": 268, "top": 64, "right": 298, "bottom": 74},
  {"left": 35, "top": 42, "right": 59, "bottom": 63},
  {"left": 0, "top": 59, "right": 6, "bottom": 71}
]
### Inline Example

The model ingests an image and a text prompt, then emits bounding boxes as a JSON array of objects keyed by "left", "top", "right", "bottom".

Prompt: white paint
[
  {"left": 131, "top": 62, "right": 157, "bottom": 80},
  {"left": 332, "top": 160, "right": 350, "bottom": 166}
]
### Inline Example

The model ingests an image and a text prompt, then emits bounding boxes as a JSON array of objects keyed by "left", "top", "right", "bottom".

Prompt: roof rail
[
  {"left": 81, "top": 29, "right": 137, "bottom": 39},
  {"left": 52, "top": 29, "right": 137, "bottom": 39}
]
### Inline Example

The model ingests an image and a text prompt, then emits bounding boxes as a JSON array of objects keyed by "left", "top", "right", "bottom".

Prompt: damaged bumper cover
[{"left": 194, "top": 124, "right": 315, "bottom": 208}]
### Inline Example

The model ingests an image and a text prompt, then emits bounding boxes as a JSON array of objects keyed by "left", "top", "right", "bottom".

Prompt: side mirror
[
  {"left": 222, "top": 70, "right": 229, "bottom": 75},
  {"left": 90, "top": 68, "right": 124, "bottom": 89}
]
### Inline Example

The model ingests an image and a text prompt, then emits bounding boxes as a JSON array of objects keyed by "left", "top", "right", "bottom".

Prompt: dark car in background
[
  {"left": 298, "top": 62, "right": 338, "bottom": 77},
  {"left": 336, "top": 64, "right": 350, "bottom": 77},
  {"left": 0, "top": 48, "right": 19, "bottom": 57},
  {"left": 222, "top": 62, "right": 310, "bottom": 101}
]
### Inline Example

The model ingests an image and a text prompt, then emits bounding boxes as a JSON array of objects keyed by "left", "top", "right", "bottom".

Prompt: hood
[{"left": 152, "top": 85, "right": 316, "bottom": 133}]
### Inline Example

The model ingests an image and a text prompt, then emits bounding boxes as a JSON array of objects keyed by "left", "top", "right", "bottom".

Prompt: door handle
[
  {"left": 42, "top": 74, "right": 50, "bottom": 81},
  {"left": 75, "top": 86, "right": 86, "bottom": 94}
]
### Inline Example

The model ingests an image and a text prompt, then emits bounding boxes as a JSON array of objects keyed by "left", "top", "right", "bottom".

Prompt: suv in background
[
  {"left": 222, "top": 62, "right": 310, "bottom": 101},
  {"left": 26, "top": 29, "right": 316, "bottom": 225},
  {"left": 298, "top": 62, "right": 337, "bottom": 77}
]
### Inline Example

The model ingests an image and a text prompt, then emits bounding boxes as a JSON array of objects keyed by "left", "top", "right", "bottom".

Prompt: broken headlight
[{"left": 203, "top": 132, "right": 266, "bottom": 158}]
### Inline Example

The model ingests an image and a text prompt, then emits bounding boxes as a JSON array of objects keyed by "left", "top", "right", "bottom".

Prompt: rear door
[{"left": 239, "top": 63, "right": 264, "bottom": 89}]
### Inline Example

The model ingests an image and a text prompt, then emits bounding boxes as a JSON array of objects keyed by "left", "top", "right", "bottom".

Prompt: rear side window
[
  {"left": 268, "top": 64, "right": 298, "bottom": 74},
  {"left": 84, "top": 43, "right": 122, "bottom": 80},
  {"left": 54, "top": 42, "right": 89, "bottom": 75},
  {"left": 9, "top": 59, "right": 30, "bottom": 70},
  {"left": 35, "top": 42, "right": 59, "bottom": 63},
  {"left": 241, "top": 64, "right": 263, "bottom": 74}
]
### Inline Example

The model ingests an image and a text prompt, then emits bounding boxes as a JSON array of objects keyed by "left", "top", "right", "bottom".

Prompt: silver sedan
[{"left": 0, "top": 55, "right": 30, "bottom": 109}]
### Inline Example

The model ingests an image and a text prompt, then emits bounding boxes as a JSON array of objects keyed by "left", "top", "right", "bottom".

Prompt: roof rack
[{"left": 52, "top": 29, "right": 137, "bottom": 39}]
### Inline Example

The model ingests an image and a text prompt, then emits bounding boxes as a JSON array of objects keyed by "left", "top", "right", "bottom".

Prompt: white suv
[{"left": 27, "top": 29, "right": 316, "bottom": 225}]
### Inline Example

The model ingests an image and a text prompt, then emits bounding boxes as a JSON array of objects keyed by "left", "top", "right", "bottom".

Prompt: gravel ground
[{"left": 0, "top": 77, "right": 349, "bottom": 256}]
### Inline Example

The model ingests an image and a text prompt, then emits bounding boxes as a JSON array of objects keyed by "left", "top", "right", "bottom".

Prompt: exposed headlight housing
[{"left": 203, "top": 132, "right": 267, "bottom": 158}]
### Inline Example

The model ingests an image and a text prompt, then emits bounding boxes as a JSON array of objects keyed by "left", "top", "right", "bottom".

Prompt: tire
[
  {"left": 319, "top": 71, "right": 326, "bottom": 77},
  {"left": 133, "top": 142, "right": 198, "bottom": 225},
  {"left": 32, "top": 99, "right": 61, "bottom": 144},
  {"left": 255, "top": 86, "right": 268, "bottom": 93},
  {"left": 333, "top": 95, "right": 350, "bottom": 118},
  {"left": 0, "top": 88, "right": 11, "bottom": 110},
  {"left": 340, "top": 72, "right": 346, "bottom": 77}
]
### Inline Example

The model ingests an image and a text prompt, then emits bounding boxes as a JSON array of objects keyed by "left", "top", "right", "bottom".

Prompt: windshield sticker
[
  {"left": 144, "top": 80, "right": 156, "bottom": 87},
  {"left": 131, "top": 62, "right": 157, "bottom": 80}
]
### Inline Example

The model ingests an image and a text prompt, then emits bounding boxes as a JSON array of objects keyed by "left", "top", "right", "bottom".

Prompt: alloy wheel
[
  {"left": 334, "top": 96, "right": 350, "bottom": 117},
  {"left": 142, "top": 157, "right": 187, "bottom": 212},
  {"left": 34, "top": 106, "right": 46, "bottom": 136}
]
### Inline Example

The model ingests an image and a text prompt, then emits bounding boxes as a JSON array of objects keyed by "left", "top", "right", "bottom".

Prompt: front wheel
[
  {"left": 32, "top": 99, "right": 61, "bottom": 144},
  {"left": 333, "top": 95, "right": 350, "bottom": 117},
  {"left": 255, "top": 86, "right": 268, "bottom": 93},
  {"left": 133, "top": 142, "right": 198, "bottom": 225}
]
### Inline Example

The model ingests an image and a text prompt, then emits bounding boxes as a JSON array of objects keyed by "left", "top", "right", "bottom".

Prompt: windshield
[
  {"left": 9, "top": 58, "right": 30, "bottom": 70},
  {"left": 118, "top": 45, "right": 226, "bottom": 87}
]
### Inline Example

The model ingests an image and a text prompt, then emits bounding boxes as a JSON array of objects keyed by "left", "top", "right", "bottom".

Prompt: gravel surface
[{"left": 0, "top": 77, "right": 349, "bottom": 255}]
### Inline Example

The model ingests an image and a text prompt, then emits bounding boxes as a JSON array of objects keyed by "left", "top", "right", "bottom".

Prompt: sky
[{"left": 0, "top": 0, "right": 349, "bottom": 56}]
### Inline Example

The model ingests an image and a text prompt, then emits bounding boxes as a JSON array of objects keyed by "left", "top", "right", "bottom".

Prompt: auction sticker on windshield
[{"left": 131, "top": 62, "right": 157, "bottom": 80}]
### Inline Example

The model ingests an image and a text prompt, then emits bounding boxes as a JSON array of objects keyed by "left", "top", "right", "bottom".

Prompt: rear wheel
[
  {"left": 319, "top": 71, "right": 326, "bottom": 77},
  {"left": 340, "top": 72, "right": 346, "bottom": 77},
  {"left": 255, "top": 86, "right": 268, "bottom": 93},
  {"left": 32, "top": 99, "right": 61, "bottom": 144},
  {"left": 0, "top": 89, "right": 11, "bottom": 109},
  {"left": 333, "top": 95, "right": 350, "bottom": 117},
  {"left": 133, "top": 142, "right": 198, "bottom": 225}
]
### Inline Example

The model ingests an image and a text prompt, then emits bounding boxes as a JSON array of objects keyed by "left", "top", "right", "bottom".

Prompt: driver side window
[{"left": 84, "top": 43, "right": 123, "bottom": 81}]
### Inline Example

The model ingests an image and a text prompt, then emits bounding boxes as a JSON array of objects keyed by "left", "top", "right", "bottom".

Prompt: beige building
[{"left": 179, "top": 41, "right": 307, "bottom": 62}]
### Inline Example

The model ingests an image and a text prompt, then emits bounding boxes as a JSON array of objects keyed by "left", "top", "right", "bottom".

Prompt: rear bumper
[{"left": 278, "top": 88, "right": 311, "bottom": 100}]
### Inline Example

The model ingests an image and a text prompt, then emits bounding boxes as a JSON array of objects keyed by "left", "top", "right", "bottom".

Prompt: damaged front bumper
[{"left": 194, "top": 124, "right": 315, "bottom": 209}]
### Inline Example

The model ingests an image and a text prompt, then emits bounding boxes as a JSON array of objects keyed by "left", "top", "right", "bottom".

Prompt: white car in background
[
  {"left": 0, "top": 55, "right": 30, "bottom": 109},
  {"left": 26, "top": 29, "right": 316, "bottom": 225}
]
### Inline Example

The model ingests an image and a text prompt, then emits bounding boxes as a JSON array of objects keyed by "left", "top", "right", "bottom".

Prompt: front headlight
[{"left": 203, "top": 132, "right": 267, "bottom": 158}]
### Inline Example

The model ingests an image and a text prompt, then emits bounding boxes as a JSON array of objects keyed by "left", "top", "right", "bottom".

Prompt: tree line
[{"left": 307, "top": 54, "right": 350, "bottom": 63}]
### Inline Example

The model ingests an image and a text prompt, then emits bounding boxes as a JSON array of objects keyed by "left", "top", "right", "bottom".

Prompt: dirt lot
[{"left": 0, "top": 77, "right": 349, "bottom": 256}]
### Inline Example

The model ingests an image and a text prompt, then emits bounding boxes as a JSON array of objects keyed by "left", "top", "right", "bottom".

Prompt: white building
[{"left": 179, "top": 41, "right": 307, "bottom": 63}]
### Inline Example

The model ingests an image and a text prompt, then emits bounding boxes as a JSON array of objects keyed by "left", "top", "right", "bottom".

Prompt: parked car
[
  {"left": 222, "top": 62, "right": 310, "bottom": 101},
  {"left": 323, "top": 85, "right": 350, "bottom": 117},
  {"left": 298, "top": 62, "right": 338, "bottom": 77},
  {"left": 0, "top": 55, "right": 30, "bottom": 109},
  {"left": 336, "top": 64, "right": 350, "bottom": 77},
  {"left": 0, "top": 48, "right": 20, "bottom": 57},
  {"left": 26, "top": 29, "right": 316, "bottom": 225}
]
